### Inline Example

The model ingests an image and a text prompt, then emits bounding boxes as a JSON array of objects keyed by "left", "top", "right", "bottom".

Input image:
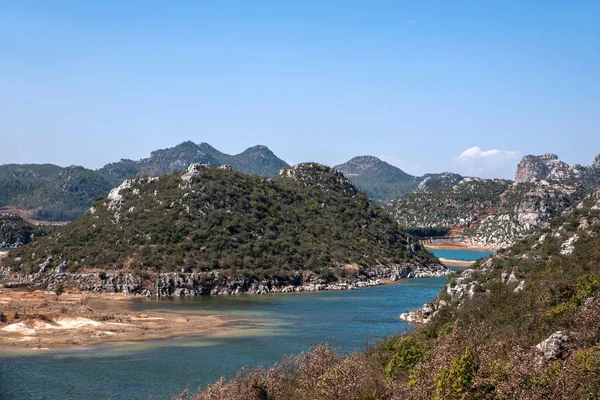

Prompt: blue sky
[{"left": 1, "top": 1, "right": 598, "bottom": 179}]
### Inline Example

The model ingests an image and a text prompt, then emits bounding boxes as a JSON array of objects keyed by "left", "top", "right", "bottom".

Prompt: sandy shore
[
  {"left": 0, "top": 289, "right": 230, "bottom": 350},
  {"left": 437, "top": 258, "right": 475, "bottom": 267},
  {"left": 423, "top": 242, "right": 493, "bottom": 251}
]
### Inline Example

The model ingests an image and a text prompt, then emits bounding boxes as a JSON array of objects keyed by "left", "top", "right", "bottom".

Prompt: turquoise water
[
  {"left": 0, "top": 250, "right": 490, "bottom": 400},
  {"left": 431, "top": 248, "right": 494, "bottom": 261}
]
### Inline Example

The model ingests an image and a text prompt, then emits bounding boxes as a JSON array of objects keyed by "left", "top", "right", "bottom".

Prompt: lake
[
  {"left": 430, "top": 248, "right": 494, "bottom": 261},
  {"left": 0, "top": 249, "right": 489, "bottom": 400}
]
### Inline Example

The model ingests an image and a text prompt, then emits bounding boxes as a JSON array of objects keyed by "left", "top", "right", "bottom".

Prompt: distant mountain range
[
  {"left": 2, "top": 141, "right": 599, "bottom": 229},
  {"left": 1, "top": 142, "right": 462, "bottom": 221},
  {"left": 0, "top": 142, "right": 289, "bottom": 221},
  {"left": 99, "top": 141, "right": 289, "bottom": 186}
]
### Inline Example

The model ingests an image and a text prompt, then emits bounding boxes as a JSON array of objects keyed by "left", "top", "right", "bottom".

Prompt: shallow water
[
  {"left": 431, "top": 248, "right": 494, "bottom": 261},
  {"left": 0, "top": 250, "right": 489, "bottom": 400}
]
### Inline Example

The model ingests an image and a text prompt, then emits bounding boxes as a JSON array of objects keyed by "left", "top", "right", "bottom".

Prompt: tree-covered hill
[
  {"left": 0, "top": 164, "right": 113, "bottom": 221},
  {"left": 3, "top": 163, "right": 444, "bottom": 293},
  {"left": 334, "top": 156, "right": 465, "bottom": 204},
  {"left": 333, "top": 156, "right": 420, "bottom": 203}
]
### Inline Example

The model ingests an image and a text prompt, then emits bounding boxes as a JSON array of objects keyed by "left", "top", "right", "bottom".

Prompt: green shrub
[
  {"left": 383, "top": 337, "right": 428, "bottom": 379},
  {"left": 434, "top": 347, "right": 477, "bottom": 399}
]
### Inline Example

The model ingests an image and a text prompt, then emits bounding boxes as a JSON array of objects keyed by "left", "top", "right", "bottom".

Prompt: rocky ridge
[
  {"left": 416, "top": 172, "right": 463, "bottom": 191},
  {"left": 0, "top": 261, "right": 449, "bottom": 297},
  {"left": 464, "top": 179, "right": 583, "bottom": 248},
  {"left": 387, "top": 178, "right": 511, "bottom": 235},
  {"left": 515, "top": 153, "right": 600, "bottom": 189}
]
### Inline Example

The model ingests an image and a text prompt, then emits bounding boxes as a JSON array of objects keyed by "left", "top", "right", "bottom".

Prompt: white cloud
[{"left": 452, "top": 147, "right": 520, "bottom": 179}]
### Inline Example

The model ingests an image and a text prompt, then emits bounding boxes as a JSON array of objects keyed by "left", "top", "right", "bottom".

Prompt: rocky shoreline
[
  {"left": 1, "top": 262, "right": 450, "bottom": 297},
  {"left": 0, "top": 262, "right": 450, "bottom": 350}
]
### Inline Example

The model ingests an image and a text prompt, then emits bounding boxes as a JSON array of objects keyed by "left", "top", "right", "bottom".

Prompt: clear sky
[{"left": 1, "top": 1, "right": 598, "bottom": 179}]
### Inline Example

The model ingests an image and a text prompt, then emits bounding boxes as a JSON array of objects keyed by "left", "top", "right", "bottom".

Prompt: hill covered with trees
[
  {"left": 334, "top": 156, "right": 462, "bottom": 204},
  {"left": 2, "top": 163, "right": 445, "bottom": 295},
  {"left": 0, "top": 164, "right": 113, "bottom": 221}
]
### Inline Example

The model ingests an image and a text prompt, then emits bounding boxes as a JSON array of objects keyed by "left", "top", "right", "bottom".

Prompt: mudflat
[{"left": 0, "top": 289, "right": 229, "bottom": 350}]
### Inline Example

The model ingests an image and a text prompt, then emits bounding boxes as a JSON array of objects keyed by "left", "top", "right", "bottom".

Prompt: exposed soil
[
  {"left": 437, "top": 258, "right": 475, "bottom": 267},
  {"left": 0, "top": 289, "right": 230, "bottom": 350}
]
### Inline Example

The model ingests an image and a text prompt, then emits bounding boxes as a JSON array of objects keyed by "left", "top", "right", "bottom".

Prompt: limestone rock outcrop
[
  {"left": 515, "top": 153, "right": 600, "bottom": 189},
  {"left": 535, "top": 331, "right": 569, "bottom": 362}
]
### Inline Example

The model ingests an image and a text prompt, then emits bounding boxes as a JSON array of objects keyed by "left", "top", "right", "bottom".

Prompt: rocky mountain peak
[
  {"left": 197, "top": 142, "right": 222, "bottom": 155},
  {"left": 239, "top": 145, "right": 276, "bottom": 157},
  {"left": 541, "top": 153, "right": 559, "bottom": 160},
  {"left": 333, "top": 156, "right": 418, "bottom": 204},
  {"left": 278, "top": 163, "right": 357, "bottom": 195},
  {"left": 244, "top": 144, "right": 270, "bottom": 152},
  {"left": 515, "top": 153, "right": 600, "bottom": 189},
  {"left": 344, "top": 155, "right": 384, "bottom": 168},
  {"left": 515, "top": 154, "right": 572, "bottom": 183}
]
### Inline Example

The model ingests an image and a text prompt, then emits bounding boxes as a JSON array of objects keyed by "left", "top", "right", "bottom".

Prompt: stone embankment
[{"left": 0, "top": 262, "right": 449, "bottom": 297}]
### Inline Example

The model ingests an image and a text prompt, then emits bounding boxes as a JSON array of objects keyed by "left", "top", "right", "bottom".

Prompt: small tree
[{"left": 55, "top": 281, "right": 65, "bottom": 299}]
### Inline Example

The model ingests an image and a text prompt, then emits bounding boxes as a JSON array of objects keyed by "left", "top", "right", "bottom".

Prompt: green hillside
[
  {"left": 0, "top": 164, "right": 113, "bottom": 221},
  {"left": 5, "top": 163, "right": 439, "bottom": 283}
]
